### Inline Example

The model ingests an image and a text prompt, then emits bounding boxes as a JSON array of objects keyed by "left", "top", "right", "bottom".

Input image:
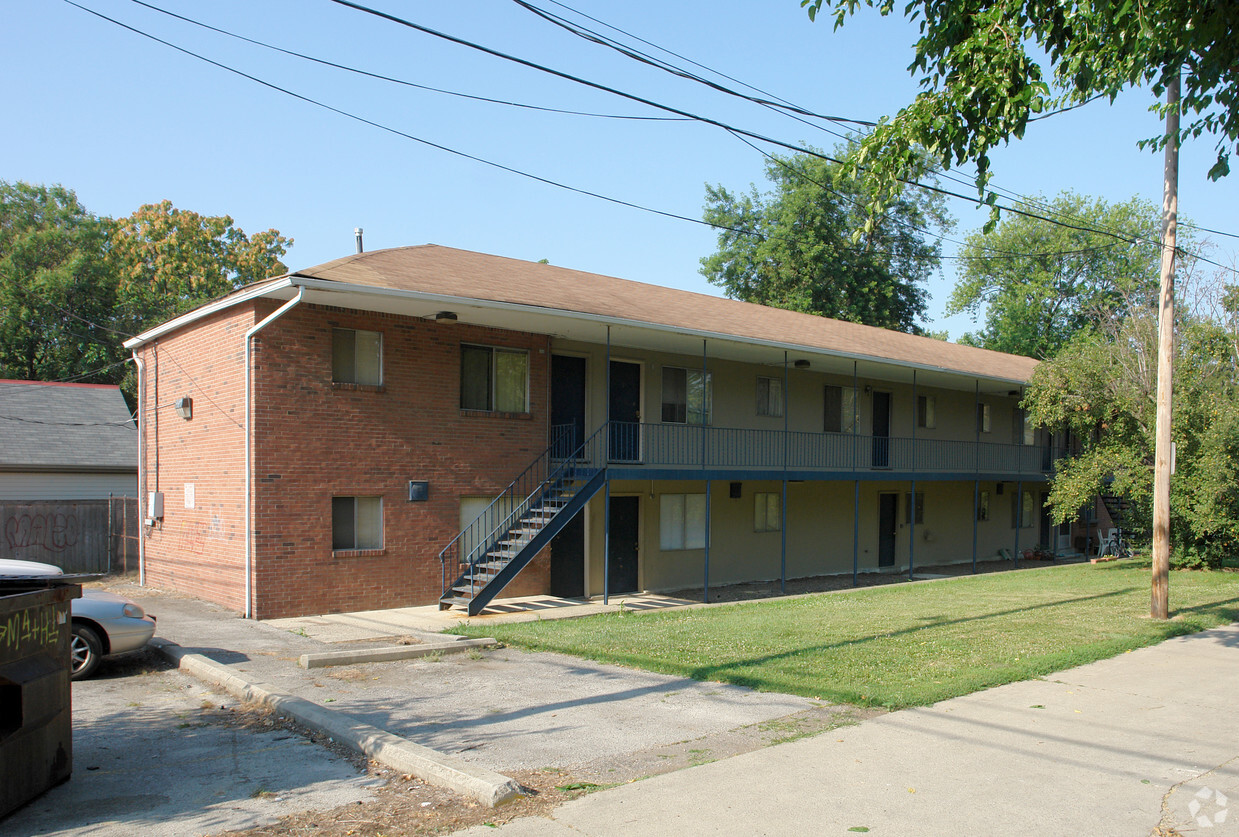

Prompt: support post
[
  {"left": 1152, "top": 69, "right": 1180, "bottom": 620},
  {"left": 852, "top": 361, "right": 860, "bottom": 587},
  {"left": 909, "top": 370, "right": 917, "bottom": 579},
  {"left": 704, "top": 480, "right": 712, "bottom": 603},
  {"left": 973, "top": 380, "right": 980, "bottom": 574},
  {"left": 603, "top": 480, "right": 611, "bottom": 605},
  {"left": 781, "top": 351, "right": 788, "bottom": 594},
  {"left": 1014, "top": 480, "right": 1023, "bottom": 568}
]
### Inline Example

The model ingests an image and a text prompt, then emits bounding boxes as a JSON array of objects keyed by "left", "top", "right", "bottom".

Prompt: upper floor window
[
  {"left": 977, "top": 402, "right": 992, "bottom": 433},
  {"left": 823, "top": 384, "right": 859, "bottom": 434},
  {"left": 918, "top": 395, "right": 936, "bottom": 429},
  {"left": 461, "top": 345, "right": 528, "bottom": 412},
  {"left": 662, "top": 367, "right": 712, "bottom": 425},
  {"left": 332, "top": 328, "right": 382, "bottom": 385},
  {"left": 756, "top": 376, "right": 783, "bottom": 417},
  {"left": 1013, "top": 408, "right": 1035, "bottom": 445}
]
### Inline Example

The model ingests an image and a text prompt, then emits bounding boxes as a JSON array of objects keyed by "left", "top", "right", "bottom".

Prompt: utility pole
[{"left": 1151, "top": 68, "right": 1180, "bottom": 620}]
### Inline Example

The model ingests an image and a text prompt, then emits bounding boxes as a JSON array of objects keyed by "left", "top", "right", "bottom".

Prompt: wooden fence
[{"left": 1, "top": 497, "right": 139, "bottom": 575}]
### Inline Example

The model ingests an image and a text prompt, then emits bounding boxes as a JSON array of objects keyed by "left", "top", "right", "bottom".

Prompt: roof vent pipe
[{"left": 355, "top": 227, "right": 364, "bottom": 254}]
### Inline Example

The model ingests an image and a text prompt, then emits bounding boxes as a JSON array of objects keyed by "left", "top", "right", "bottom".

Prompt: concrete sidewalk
[{"left": 455, "top": 623, "right": 1239, "bottom": 837}]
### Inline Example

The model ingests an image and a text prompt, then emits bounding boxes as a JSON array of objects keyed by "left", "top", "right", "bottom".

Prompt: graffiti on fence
[{"left": 4, "top": 513, "right": 80, "bottom": 554}]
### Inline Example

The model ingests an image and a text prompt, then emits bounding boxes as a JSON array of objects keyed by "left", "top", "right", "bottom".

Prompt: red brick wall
[
  {"left": 247, "top": 302, "right": 552, "bottom": 618},
  {"left": 138, "top": 306, "right": 254, "bottom": 613}
]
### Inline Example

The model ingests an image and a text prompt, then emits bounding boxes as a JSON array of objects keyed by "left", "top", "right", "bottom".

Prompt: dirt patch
[
  {"left": 217, "top": 701, "right": 593, "bottom": 837},
  {"left": 668, "top": 558, "right": 1083, "bottom": 603}
]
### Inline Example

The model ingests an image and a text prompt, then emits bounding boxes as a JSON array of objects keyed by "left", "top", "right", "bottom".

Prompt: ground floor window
[
  {"left": 332, "top": 496, "right": 383, "bottom": 550},
  {"left": 754, "top": 491, "right": 781, "bottom": 532},
  {"left": 905, "top": 491, "right": 924, "bottom": 525},
  {"left": 977, "top": 489, "right": 990, "bottom": 521},
  {"left": 1011, "top": 490, "right": 1034, "bottom": 528},
  {"left": 659, "top": 493, "right": 706, "bottom": 550}
]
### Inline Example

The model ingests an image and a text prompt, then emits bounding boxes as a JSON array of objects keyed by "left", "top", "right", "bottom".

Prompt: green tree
[
  {"left": 1025, "top": 298, "right": 1239, "bottom": 567},
  {"left": 701, "top": 149, "right": 951, "bottom": 333},
  {"left": 799, "top": 0, "right": 1239, "bottom": 217},
  {"left": 0, "top": 183, "right": 292, "bottom": 398},
  {"left": 109, "top": 200, "right": 291, "bottom": 336},
  {"left": 0, "top": 181, "right": 117, "bottom": 383},
  {"left": 949, "top": 192, "right": 1171, "bottom": 358}
]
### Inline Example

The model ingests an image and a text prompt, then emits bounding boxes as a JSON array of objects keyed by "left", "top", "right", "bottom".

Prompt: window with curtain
[
  {"left": 659, "top": 493, "right": 707, "bottom": 549},
  {"left": 332, "top": 496, "right": 383, "bottom": 550},
  {"left": 756, "top": 376, "right": 783, "bottom": 417},
  {"left": 332, "top": 328, "right": 382, "bottom": 385},
  {"left": 460, "top": 345, "right": 528, "bottom": 412},
  {"left": 754, "top": 491, "right": 781, "bottom": 532},
  {"left": 661, "top": 367, "right": 712, "bottom": 425}
]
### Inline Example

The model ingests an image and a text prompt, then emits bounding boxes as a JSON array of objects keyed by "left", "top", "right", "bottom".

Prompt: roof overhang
[{"left": 124, "top": 275, "right": 1032, "bottom": 395}]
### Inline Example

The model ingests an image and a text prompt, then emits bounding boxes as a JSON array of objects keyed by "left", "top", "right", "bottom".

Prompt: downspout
[
  {"left": 244, "top": 287, "right": 305, "bottom": 619},
  {"left": 132, "top": 351, "right": 146, "bottom": 586}
]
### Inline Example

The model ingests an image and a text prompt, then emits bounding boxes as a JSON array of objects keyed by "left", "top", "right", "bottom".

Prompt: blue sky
[{"left": 6, "top": 0, "right": 1236, "bottom": 338}]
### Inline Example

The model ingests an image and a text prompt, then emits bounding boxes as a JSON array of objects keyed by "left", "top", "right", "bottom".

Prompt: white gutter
[
  {"left": 132, "top": 351, "right": 146, "bottom": 586},
  {"left": 124, "top": 277, "right": 296, "bottom": 350},
  {"left": 243, "top": 288, "right": 305, "bottom": 619}
]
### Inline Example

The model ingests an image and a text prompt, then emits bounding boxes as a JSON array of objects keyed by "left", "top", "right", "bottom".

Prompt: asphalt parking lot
[
  {"left": 3, "top": 581, "right": 866, "bottom": 835},
  {"left": 4, "top": 649, "right": 379, "bottom": 837}
]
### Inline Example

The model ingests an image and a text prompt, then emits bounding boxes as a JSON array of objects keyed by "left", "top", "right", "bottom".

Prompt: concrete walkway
[{"left": 454, "top": 623, "right": 1239, "bottom": 837}]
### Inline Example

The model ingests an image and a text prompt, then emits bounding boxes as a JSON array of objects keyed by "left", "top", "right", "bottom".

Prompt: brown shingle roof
[{"left": 295, "top": 245, "right": 1038, "bottom": 383}]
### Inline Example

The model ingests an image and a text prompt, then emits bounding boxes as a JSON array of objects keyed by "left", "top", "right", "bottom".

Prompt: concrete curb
[
  {"left": 151, "top": 638, "right": 523, "bottom": 807},
  {"left": 298, "top": 637, "right": 498, "bottom": 669}
]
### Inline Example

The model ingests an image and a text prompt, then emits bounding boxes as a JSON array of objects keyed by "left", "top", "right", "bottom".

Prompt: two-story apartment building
[{"left": 125, "top": 245, "right": 1060, "bottom": 619}]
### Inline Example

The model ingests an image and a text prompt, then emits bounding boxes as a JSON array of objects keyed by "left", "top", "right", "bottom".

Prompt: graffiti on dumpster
[
  {"left": 0, "top": 606, "right": 63, "bottom": 654},
  {"left": 3, "top": 513, "right": 80, "bottom": 554}
]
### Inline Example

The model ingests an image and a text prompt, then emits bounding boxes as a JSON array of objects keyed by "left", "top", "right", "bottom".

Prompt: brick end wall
[
  {"left": 138, "top": 306, "right": 254, "bottom": 613},
  {"left": 249, "top": 303, "right": 553, "bottom": 618}
]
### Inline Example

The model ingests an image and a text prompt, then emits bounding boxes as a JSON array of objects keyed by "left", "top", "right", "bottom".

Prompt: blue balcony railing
[{"left": 605, "top": 421, "right": 1059, "bottom": 477}]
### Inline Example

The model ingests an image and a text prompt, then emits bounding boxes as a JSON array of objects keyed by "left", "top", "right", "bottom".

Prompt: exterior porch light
[
  {"left": 434, "top": 311, "right": 458, "bottom": 323},
  {"left": 793, "top": 359, "right": 810, "bottom": 369}
]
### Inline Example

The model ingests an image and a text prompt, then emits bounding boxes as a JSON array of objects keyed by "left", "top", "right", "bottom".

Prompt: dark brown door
[
  {"left": 551, "top": 354, "right": 587, "bottom": 455},
  {"left": 609, "top": 361, "right": 641, "bottom": 461},
  {"left": 607, "top": 496, "right": 640, "bottom": 594},
  {"left": 878, "top": 493, "right": 897, "bottom": 567},
  {"left": 872, "top": 392, "right": 891, "bottom": 468},
  {"left": 550, "top": 509, "right": 585, "bottom": 598}
]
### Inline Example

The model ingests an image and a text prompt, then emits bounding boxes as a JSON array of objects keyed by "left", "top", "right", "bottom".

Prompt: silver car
[{"left": 0, "top": 559, "right": 157, "bottom": 680}]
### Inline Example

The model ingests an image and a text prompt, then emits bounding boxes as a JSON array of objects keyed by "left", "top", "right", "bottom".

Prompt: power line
[
  {"left": 127, "top": 0, "right": 691, "bottom": 123},
  {"left": 73, "top": 1, "right": 1237, "bottom": 277},
  {"left": 65, "top": 0, "right": 734, "bottom": 236},
  {"left": 514, "top": 2, "right": 1239, "bottom": 259}
]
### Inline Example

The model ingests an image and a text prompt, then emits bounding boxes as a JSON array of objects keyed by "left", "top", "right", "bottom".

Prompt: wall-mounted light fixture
[
  {"left": 174, "top": 397, "right": 193, "bottom": 420},
  {"left": 864, "top": 385, "right": 873, "bottom": 394},
  {"left": 793, "top": 359, "right": 811, "bottom": 369},
  {"left": 434, "top": 311, "right": 458, "bottom": 323}
]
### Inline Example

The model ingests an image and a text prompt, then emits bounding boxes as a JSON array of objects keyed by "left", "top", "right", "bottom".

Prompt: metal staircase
[{"left": 439, "top": 424, "right": 606, "bottom": 616}]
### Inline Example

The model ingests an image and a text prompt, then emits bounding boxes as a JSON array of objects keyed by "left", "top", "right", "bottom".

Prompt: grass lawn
[{"left": 453, "top": 561, "right": 1239, "bottom": 709}]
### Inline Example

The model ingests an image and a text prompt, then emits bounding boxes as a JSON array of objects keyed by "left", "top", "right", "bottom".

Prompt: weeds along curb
[{"left": 151, "top": 638, "right": 522, "bottom": 807}]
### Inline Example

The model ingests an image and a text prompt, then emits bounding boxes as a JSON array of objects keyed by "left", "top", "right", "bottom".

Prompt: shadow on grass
[{"left": 679, "top": 589, "right": 1137, "bottom": 681}]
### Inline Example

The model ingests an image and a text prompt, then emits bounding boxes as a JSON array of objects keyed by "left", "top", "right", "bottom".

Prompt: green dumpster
[{"left": 0, "top": 579, "right": 81, "bottom": 818}]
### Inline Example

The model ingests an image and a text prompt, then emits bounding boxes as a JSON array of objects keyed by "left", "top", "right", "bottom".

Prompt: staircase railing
[{"left": 439, "top": 423, "right": 606, "bottom": 599}]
